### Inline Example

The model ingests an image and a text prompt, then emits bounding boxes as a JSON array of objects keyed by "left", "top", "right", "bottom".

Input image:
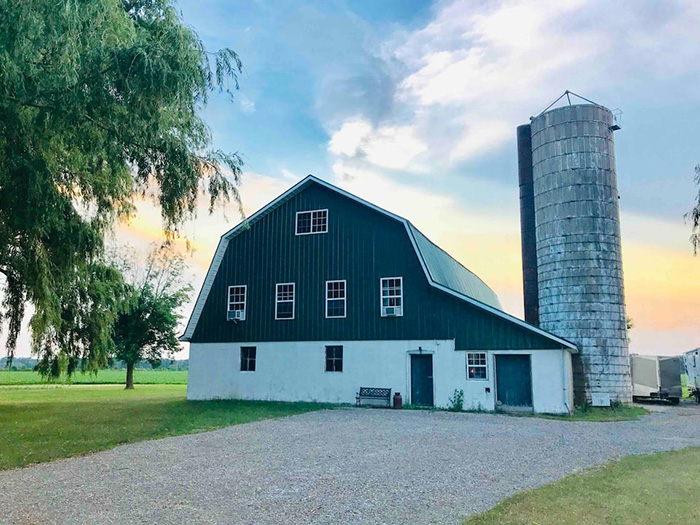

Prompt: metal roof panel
[{"left": 408, "top": 223, "right": 502, "bottom": 310}]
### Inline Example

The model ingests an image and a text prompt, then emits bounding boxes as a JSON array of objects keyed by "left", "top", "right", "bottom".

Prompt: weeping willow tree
[{"left": 0, "top": 0, "right": 243, "bottom": 374}]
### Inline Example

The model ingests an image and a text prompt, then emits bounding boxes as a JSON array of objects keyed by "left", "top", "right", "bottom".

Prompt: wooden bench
[{"left": 356, "top": 387, "right": 392, "bottom": 408}]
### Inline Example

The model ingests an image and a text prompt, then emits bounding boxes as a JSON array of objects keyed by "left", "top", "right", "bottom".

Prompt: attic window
[{"left": 296, "top": 209, "right": 328, "bottom": 235}]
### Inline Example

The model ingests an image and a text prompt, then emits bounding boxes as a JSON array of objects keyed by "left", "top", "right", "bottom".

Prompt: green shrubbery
[{"left": 448, "top": 389, "right": 465, "bottom": 411}]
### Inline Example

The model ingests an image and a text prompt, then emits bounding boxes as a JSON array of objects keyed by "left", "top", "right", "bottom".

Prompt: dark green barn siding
[{"left": 191, "top": 183, "right": 563, "bottom": 350}]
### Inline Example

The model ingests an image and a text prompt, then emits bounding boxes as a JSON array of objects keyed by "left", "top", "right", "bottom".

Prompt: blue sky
[
  {"left": 177, "top": 0, "right": 700, "bottom": 221},
  {"left": 172, "top": 0, "right": 700, "bottom": 355},
  {"left": 9, "top": 0, "right": 700, "bottom": 358}
]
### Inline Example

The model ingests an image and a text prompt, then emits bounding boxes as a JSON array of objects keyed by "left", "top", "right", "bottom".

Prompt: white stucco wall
[{"left": 188, "top": 340, "right": 574, "bottom": 414}]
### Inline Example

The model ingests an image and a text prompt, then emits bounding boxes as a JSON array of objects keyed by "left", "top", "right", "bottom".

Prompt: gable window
[
  {"left": 380, "top": 277, "right": 403, "bottom": 317},
  {"left": 325, "top": 280, "right": 346, "bottom": 318},
  {"left": 325, "top": 345, "right": 343, "bottom": 372},
  {"left": 467, "top": 352, "right": 488, "bottom": 380},
  {"left": 275, "top": 282, "right": 295, "bottom": 320},
  {"left": 240, "top": 346, "right": 256, "bottom": 372},
  {"left": 296, "top": 209, "right": 328, "bottom": 235},
  {"left": 227, "top": 285, "right": 247, "bottom": 321}
]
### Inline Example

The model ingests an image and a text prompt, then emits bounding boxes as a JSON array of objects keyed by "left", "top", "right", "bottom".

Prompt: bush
[{"left": 448, "top": 389, "right": 465, "bottom": 412}]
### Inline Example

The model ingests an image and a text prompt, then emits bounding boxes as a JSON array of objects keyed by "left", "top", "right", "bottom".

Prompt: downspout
[{"left": 563, "top": 350, "right": 572, "bottom": 415}]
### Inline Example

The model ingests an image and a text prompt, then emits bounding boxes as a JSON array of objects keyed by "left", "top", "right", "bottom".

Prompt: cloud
[
  {"left": 329, "top": 118, "right": 428, "bottom": 170},
  {"left": 328, "top": 119, "right": 374, "bottom": 157},
  {"left": 325, "top": 0, "right": 700, "bottom": 173},
  {"left": 239, "top": 96, "right": 256, "bottom": 114}
]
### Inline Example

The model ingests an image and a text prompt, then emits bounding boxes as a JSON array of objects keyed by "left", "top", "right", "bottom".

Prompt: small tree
[
  {"left": 626, "top": 316, "right": 634, "bottom": 344},
  {"left": 690, "top": 165, "right": 700, "bottom": 254},
  {"left": 112, "top": 246, "right": 192, "bottom": 389}
]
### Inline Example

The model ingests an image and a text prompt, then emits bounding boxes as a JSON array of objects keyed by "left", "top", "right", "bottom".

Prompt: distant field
[
  {"left": 0, "top": 369, "right": 187, "bottom": 385},
  {"left": 0, "top": 384, "right": 328, "bottom": 470}
]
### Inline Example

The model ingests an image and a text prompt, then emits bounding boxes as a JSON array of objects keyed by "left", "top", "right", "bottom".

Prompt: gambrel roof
[
  {"left": 408, "top": 224, "right": 501, "bottom": 309},
  {"left": 181, "top": 175, "right": 576, "bottom": 350}
]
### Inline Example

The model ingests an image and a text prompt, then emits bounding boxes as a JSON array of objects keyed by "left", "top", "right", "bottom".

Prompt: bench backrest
[{"left": 359, "top": 387, "right": 391, "bottom": 398}]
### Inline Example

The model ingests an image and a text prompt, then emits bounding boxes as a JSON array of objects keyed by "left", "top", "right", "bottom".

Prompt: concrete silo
[{"left": 518, "top": 92, "right": 632, "bottom": 404}]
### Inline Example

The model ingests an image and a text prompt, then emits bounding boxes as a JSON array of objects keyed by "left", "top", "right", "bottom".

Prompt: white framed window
[
  {"left": 296, "top": 209, "right": 328, "bottom": 235},
  {"left": 325, "top": 280, "right": 346, "bottom": 318},
  {"left": 275, "top": 282, "right": 295, "bottom": 320},
  {"left": 467, "top": 352, "right": 488, "bottom": 380},
  {"left": 380, "top": 277, "right": 403, "bottom": 317},
  {"left": 227, "top": 285, "right": 247, "bottom": 321}
]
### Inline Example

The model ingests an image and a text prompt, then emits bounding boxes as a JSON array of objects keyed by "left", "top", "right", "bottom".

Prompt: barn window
[
  {"left": 380, "top": 277, "right": 403, "bottom": 316},
  {"left": 227, "top": 285, "right": 247, "bottom": 321},
  {"left": 467, "top": 352, "right": 488, "bottom": 380},
  {"left": 296, "top": 209, "right": 328, "bottom": 235},
  {"left": 240, "top": 346, "right": 256, "bottom": 372},
  {"left": 325, "top": 280, "right": 346, "bottom": 318},
  {"left": 275, "top": 282, "right": 295, "bottom": 320},
  {"left": 325, "top": 345, "right": 343, "bottom": 372}
]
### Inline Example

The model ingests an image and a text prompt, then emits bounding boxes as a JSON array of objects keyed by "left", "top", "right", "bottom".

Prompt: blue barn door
[
  {"left": 411, "top": 354, "right": 434, "bottom": 407},
  {"left": 495, "top": 355, "right": 533, "bottom": 408}
]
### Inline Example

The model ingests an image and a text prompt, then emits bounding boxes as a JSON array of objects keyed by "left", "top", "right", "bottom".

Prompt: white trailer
[
  {"left": 630, "top": 354, "right": 682, "bottom": 404},
  {"left": 683, "top": 348, "right": 700, "bottom": 403}
]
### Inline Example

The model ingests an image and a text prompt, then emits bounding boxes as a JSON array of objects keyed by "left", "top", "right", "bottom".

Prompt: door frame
[
  {"left": 493, "top": 352, "right": 534, "bottom": 411},
  {"left": 407, "top": 350, "right": 435, "bottom": 407}
]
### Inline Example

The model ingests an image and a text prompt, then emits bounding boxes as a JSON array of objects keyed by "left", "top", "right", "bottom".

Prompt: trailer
[
  {"left": 630, "top": 354, "right": 682, "bottom": 404},
  {"left": 683, "top": 348, "right": 700, "bottom": 403}
]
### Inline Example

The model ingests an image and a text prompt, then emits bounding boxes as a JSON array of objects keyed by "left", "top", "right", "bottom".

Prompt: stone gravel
[{"left": 2, "top": 403, "right": 700, "bottom": 525}]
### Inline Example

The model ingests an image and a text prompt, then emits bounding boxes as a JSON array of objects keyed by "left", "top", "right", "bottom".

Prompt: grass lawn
[
  {"left": 536, "top": 404, "right": 648, "bottom": 422},
  {"left": 465, "top": 447, "right": 700, "bottom": 524},
  {"left": 0, "top": 384, "right": 328, "bottom": 470},
  {"left": 0, "top": 369, "right": 187, "bottom": 385},
  {"left": 402, "top": 403, "right": 647, "bottom": 421}
]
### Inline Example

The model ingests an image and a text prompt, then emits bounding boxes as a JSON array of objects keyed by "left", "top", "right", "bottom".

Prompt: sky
[{"left": 9, "top": 0, "right": 700, "bottom": 358}]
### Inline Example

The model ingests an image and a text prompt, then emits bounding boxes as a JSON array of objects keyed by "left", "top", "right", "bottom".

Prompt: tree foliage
[
  {"left": 690, "top": 165, "right": 700, "bottom": 254},
  {"left": 112, "top": 245, "right": 191, "bottom": 389},
  {"left": 0, "top": 0, "right": 242, "bottom": 370}
]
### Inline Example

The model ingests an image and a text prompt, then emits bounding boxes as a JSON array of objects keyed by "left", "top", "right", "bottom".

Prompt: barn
[{"left": 182, "top": 175, "right": 577, "bottom": 414}]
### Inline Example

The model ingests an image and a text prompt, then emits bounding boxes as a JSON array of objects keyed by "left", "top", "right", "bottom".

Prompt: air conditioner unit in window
[
  {"left": 382, "top": 306, "right": 402, "bottom": 317},
  {"left": 227, "top": 310, "right": 245, "bottom": 321}
]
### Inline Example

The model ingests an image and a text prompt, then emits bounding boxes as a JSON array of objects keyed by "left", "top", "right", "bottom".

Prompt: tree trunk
[{"left": 125, "top": 362, "right": 134, "bottom": 390}]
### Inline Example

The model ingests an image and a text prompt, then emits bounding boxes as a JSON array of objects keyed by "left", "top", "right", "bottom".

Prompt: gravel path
[{"left": 2, "top": 404, "right": 700, "bottom": 525}]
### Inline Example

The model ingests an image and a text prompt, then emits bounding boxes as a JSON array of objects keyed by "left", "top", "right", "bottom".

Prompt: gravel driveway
[{"left": 2, "top": 404, "right": 700, "bottom": 525}]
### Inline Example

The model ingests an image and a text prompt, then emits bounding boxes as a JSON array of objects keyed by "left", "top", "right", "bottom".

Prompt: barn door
[
  {"left": 411, "top": 354, "right": 434, "bottom": 407},
  {"left": 495, "top": 354, "right": 533, "bottom": 408}
]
